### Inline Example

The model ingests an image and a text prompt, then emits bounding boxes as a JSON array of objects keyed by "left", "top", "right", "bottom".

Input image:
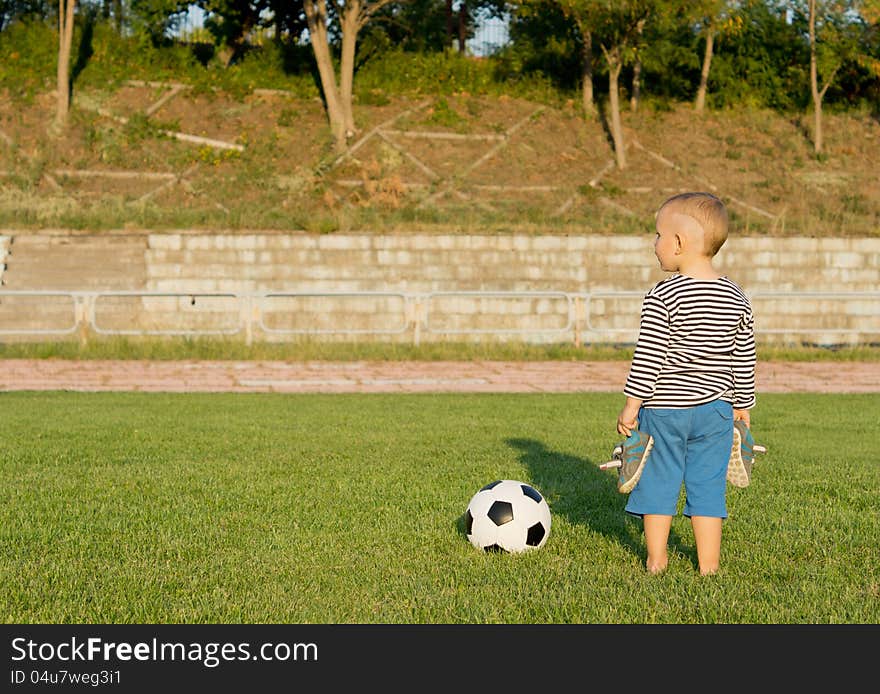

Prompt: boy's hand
[
  {"left": 733, "top": 408, "right": 751, "bottom": 427},
  {"left": 617, "top": 397, "right": 642, "bottom": 437}
]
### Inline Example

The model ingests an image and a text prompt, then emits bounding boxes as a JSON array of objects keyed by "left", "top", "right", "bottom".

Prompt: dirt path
[{"left": 1, "top": 360, "right": 877, "bottom": 393}]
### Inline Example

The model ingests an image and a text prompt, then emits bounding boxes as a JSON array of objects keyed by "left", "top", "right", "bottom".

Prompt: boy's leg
[
  {"left": 691, "top": 516, "right": 723, "bottom": 575},
  {"left": 681, "top": 400, "right": 732, "bottom": 575},
  {"left": 643, "top": 514, "right": 672, "bottom": 574},
  {"left": 626, "top": 407, "right": 688, "bottom": 574}
]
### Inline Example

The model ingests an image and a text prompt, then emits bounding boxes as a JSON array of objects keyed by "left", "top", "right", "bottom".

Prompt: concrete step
[
  {"left": 0, "top": 235, "right": 9, "bottom": 286},
  {"left": 2, "top": 234, "right": 148, "bottom": 290}
]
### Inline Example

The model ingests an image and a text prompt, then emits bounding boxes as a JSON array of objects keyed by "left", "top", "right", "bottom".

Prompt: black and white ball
[{"left": 465, "top": 480, "right": 551, "bottom": 553}]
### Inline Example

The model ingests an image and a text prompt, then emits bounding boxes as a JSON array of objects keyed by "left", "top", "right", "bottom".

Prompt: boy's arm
[
  {"left": 617, "top": 396, "right": 643, "bottom": 436},
  {"left": 623, "top": 293, "right": 669, "bottom": 404},
  {"left": 732, "top": 308, "right": 756, "bottom": 411},
  {"left": 618, "top": 292, "right": 668, "bottom": 435},
  {"left": 733, "top": 408, "right": 751, "bottom": 426}
]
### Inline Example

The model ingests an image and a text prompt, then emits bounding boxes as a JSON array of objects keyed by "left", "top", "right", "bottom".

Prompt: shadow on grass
[{"left": 502, "top": 437, "right": 699, "bottom": 571}]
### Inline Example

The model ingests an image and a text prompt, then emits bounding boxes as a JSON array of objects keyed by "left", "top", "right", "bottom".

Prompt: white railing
[{"left": 0, "top": 289, "right": 878, "bottom": 345}]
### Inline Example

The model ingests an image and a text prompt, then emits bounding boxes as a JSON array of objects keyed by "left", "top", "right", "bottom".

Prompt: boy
[{"left": 615, "top": 191, "right": 756, "bottom": 576}]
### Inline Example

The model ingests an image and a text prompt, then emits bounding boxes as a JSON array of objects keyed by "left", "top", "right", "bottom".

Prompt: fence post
[
  {"left": 240, "top": 294, "right": 256, "bottom": 347},
  {"left": 75, "top": 293, "right": 92, "bottom": 346},
  {"left": 573, "top": 295, "right": 584, "bottom": 347},
  {"left": 411, "top": 295, "right": 424, "bottom": 347}
]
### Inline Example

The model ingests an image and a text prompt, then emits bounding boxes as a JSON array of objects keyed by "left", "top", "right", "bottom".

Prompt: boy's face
[
  {"left": 653, "top": 208, "right": 681, "bottom": 272},
  {"left": 654, "top": 206, "right": 706, "bottom": 272}
]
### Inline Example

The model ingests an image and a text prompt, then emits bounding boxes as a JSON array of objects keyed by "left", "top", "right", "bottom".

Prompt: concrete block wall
[
  {"left": 0, "top": 235, "right": 8, "bottom": 285},
  {"left": 144, "top": 232, "right": 880, "bottom": 291},
  {"left": 1, "top": 231, "right": 877, "bottom": 345},
  {"left": 140, "top": 232, "right": 880, "bottom": 345}
]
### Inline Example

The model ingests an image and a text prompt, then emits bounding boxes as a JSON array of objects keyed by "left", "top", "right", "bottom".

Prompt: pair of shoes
[
  {"left": 727, "top": 420, "right": 767, "bottom": 488},
  {"left": 599, "top": 429, "right": 654, "bottom": 493}
]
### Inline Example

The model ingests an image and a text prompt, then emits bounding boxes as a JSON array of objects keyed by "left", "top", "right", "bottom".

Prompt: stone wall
[
  {"left": 142, "top": 232, "right": 880, "bottom": 345},
  {"left": 1, "top": 231, "right": 878, "bottom": 345}
]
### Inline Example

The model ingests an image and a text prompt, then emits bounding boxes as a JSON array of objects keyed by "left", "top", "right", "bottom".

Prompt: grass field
[
  {"left": 1, "top": 391, "right": 877, "bottom": 624},
  {"left": 1, "top": 338, "right": 878, "bottom": 362}
]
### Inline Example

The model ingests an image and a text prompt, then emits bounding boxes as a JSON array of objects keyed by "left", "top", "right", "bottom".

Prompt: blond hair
[{"left": 658, "top": 192, "right": 729, "bottom": 256}]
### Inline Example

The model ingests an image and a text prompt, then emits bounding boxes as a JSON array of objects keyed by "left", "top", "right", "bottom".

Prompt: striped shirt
[{"left": 624, "top": 274, "right": 756, "bottom": 409}]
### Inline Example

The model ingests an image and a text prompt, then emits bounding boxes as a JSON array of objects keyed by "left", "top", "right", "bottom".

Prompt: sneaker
[
  {"left": 599, "top": 429, "right": 654, "bottom": 493},
  {"left": 727, "top": 420, "right": 767, "bottom": 488}
]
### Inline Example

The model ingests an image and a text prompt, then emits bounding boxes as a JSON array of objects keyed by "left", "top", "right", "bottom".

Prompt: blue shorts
[{"left": 625, "top": 400, "right": 733, "bottom": 519}]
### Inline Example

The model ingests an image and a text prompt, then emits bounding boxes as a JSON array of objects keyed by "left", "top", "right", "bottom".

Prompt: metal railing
[{"left": 0, "top": 289, "right": 878, "bottom": 345}]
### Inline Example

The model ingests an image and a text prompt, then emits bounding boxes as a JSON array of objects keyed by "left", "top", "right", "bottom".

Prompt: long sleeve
[
  {"left": 622, "top": 274, "right": 756, "bottom": 409},
  {"left": 624, "top": 292, "right": 670, "bottom": 401},
  {"left": 732, "top": 309, "right": 756, "bottom": 409}
]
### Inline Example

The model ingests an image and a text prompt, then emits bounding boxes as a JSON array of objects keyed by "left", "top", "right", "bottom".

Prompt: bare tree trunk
[
  {"left": 55, "top": 0, "right": 76, "bottom": 131},
  {"left": 458, "top": 1, "right": 468, "bottom": 54},
  {"left": 112, "top": 0, "right": 123, "bottom": 33},
  {"left": 445, "top": 0, "right": 454, "bottom": 49},
  {"left": 580, "top": 29, "right": 596, "bottom": 118},
  {"left": 339, "top": 4, "right": 360, "bottom": 138},
  {"left": 630, "top": 59, "right": 641, "bottom": 113},
  {"left": 629, "top": 19, "right": 645, "bottom": 114},
  {"left": 607, "top": 50, "right": 626, "bottom": 169},
  {"left": 306, "top": 0, "right": 395, "bottom": 154},
  {"left": 809, "top": 0, "right": 823, "bottom": 154},
  {"left": 304, "top": 0, "right": 347, "bottom": 152},
  {"left": 695, "top": 24, "right": 714, "bottom": 113}
]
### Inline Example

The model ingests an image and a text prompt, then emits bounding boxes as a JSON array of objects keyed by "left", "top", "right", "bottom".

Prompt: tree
[
  {"left": 596, "top": 3, "right": 648, "bottom": 168},
  {"left": 858, "top": 1, "right": 880, "bottom": 84},
  {"left": 54, "top": 0, "right": 76, "bottom": 131},
  {"left": 692, "top": 1, "right": 743, "bottom": 113},
  {"left": 510, "top": 1, "right": 591, "bottom": 110},
  {"left": 519, "top": 0, "right": 660, "bottom": 169},
  {"left": 362, "top": 0, "right": 450, "bottom": 52},
  {"left": 808, "top": 0, "right": 827, "bottom": 152},
  {"left": 304, "top": 0, "right": 401, "bottom": 153},
  {"left": 1, "top": 0, "right": 53, "bottom": 31},
  {"left": 129, "top": 0, "right": 192, "bottom": 46},
  {"left": 628, "top": 15, "right": 644, "bottom": 112},
  {"left": 557, "top": 1, "right": 598, "bottom": 117},
  {"left": 798, "top": 0, "right": 864, "bottom": 154},
  {"left": 199, "top": 0, "right": 269, "bottom": 65},
  {"left": 557, "top": 1, "right": 660, "bottom": 169}
]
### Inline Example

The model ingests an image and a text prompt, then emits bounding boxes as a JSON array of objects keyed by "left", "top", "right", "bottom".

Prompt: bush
[{"left": 0, "top": 18, "right": 58, "bottom": 99}]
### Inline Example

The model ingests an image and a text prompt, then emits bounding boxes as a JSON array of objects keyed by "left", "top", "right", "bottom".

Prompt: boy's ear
[{"left": 674, "top": 233, "right": 684, "bottom": 253}]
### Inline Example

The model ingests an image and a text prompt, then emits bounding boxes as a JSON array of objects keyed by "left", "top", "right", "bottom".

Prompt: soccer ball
[{"left": 465, "top": 479, "right": 551, "bottom": 553}]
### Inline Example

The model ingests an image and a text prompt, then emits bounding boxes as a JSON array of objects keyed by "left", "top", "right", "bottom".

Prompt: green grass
[
  {"left": 0, "top": 338, "right": 630, "bottom": 362},
  {"left": 0, "top": 337, "right": 878, "bottom": 362},
  {"left": 1, "top": 391, "right": 877, "bottom": 624}
]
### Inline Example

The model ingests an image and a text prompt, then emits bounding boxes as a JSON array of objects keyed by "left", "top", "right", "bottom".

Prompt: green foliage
[
  {"left": 0, "top": 15, "right": 320, "bottom": 101},
  {"left": 708, "top": 2, "right": 810, "bottom": 110},
  {"left": 356, "top": 47, "right": 497, "bottom": 96},
  {"left": 217, "top": 40, "right": 318, "bottom": 97},
  {"left": 127, "top": 0, "right": 192, "bottom": 47},
  {"left": 0, "top": 17, "right": 57, "bottom": 98},
  {"left": 198, "top": 0, "right": 265, "bottom": 51},
  {"left": 502, "top": 1, "right": 583, "bottom": 92},
  {"left": 75, "top": 19, "right": 207, "bottom": 87},
  {"left": 638, "top": 18, "right": 702, "bottom": 101},
  {"left": 362, "top": 0, "right": 452, "bottom": 54},
  {"left": 276, "top": 106, "right": 298, "bottom": 126},
  {"left": 355, "top": 46, "right": 562, "bottom": 103},
  {"left": 3, "top": 4, "right": 877, "bottom": 111},
  {"left": 425, "top": 95, "right": 468, "bottom": 127},
  {"left": 505, "top": 0, "right": 879, "bottom": 111}
]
